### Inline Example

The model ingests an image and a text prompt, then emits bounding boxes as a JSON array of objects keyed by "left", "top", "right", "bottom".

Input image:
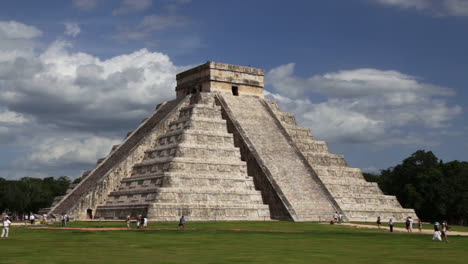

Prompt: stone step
[
  {"left": 168, "top": 117, "right": 227, "bottom": 132},
  {"left": 95, "top": 202, "right": 270, "bottom": 221},
  {"left": 344, "top": 209, "right": 417, "bottom": 222},
  {"left": 338, "top": 200, "right": 403, "bottom": 210},
  {"left": 334, "top": 194, "right": 404, "bottom": 208},
  {"left": 313, "top": 165, "right": 364, "bottom": 178},
  {"left": 149, "top": 203, "right": 270, "bottom": 221},
  {"left": 109, "top": 186, "right": 263, "bottom": 197},
  {"left": 132, "top": 158, "right": 248, "bottom": 176},
  {"left": 333, "top": 193, "right": 397, "bottom": 200},
  {"left": 294, "top": 214, "right": 332, "bottom": 221},
  {"left": 305, "top": 153, "right": 347, "bottom": 167},
  {"left": 179, "top": 104, "right": 222, "bottom": 119},
  {"left": 106, "top": 188, "right": 265, "bottom": 205},
  {"left": 284, "top": 126, "right": 313, "bottom": 140},
  {"left": 191, "top": 92, "right": 217, "bottom": 106},
  {"left": 94, "top": 203, "right": 150, "bottom": 220},
  {"left": 157, "top": 130, "right": 234, "bottom": 147},
  {"left": 325, "top": 183, "right": 383, "bottom": 195},
  {"left": 296, "top": 141, "right": 329, "bottom": 153},
  {"left": 277, "top": 112, "right": 297, "bottom": 126},
  {"left": 341, "top": 204, "right": 401, "bottom": 212},
  {"left": 118, "top": 173, "right": 255, "bottom": 191},
  {"left": 319, "top": 176, "right": 370, "bottom": 185},
  {"left": 144, "top": 143, "right": 241, "bottom": 161},
  {"left": 122, "top": 171, "right": 250, "bottom": 182}
]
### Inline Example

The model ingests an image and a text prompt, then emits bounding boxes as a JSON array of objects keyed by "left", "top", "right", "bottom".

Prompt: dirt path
[{"left": 341, "top": 223, "right": 468, "bottom": 236}]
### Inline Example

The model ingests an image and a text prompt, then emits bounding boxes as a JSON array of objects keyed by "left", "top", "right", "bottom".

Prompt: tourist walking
[
  {"left": 1, "top": 216, "right": 11, "bottom": 238},
  {"left": 61, "top": 214, "right": 66, "bottom": 227},
  {"left": 30, "top": 213, "right": 35, "bottom": 225},
  {"left": 376, "top": 216, "right": 381, "bottom": 229},
  {"left": 433, "top": 222, "right": 442, "bottom": 241},
  {"left": 179, "top": 216, "right": 185, "bottom": 230},
  {"left": 441, "top": 220, "right": 449, "bottom": 243},
  {"left": 405, "top": 217, "right": 411, "bottom": 232},
  {"left": 126, "top": 215, "right": 131, "bottom": 229},
  {"left": 136, "top": 215, "right": 141, "bottom": 229},
  {"left": 338, "top": 213, "right": 343, "bottom": 223},
  {"left": 388, "top": 218, "right": 394, "bottom": 232},
  {"left": 143, "top": 216, "right": 148, "bottom": 229},
  {"left": 418, "top": 219, "right": 423, "bottom": 232}
]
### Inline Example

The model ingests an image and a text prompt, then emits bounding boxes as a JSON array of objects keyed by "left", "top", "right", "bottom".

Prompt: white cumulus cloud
[
  {"left": 0, "top": 108, "right": 29, "bottom": 124},
  {"left": 0, "top": 20, "right": 189, "bottom": 177},
  {"left": 64, "top": 23, "right": 81, "bottom": 37},
  {"left": 372, "top": 0, "right": 468, "bottom": 16},
  {"left": 0, "top": 21, "right": 42, "bottom": 39},
  {"left": 266, "top": 63, "right": 462, "bottom": 145},
  {"left": 17, "top": 135, "right": 121, "bottom": 169}
]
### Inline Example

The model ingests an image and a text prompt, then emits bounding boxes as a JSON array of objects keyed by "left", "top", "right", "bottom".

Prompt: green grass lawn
[{"left": 1, "top": 221, "right": 467, "bottom": 264}]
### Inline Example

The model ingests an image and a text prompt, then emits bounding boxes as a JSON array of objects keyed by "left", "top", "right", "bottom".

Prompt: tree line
[
  {"left": 364, "top": 150, "right": 468, "bottom": 225},
  {"left": 0, "top": 176, "right": 77, "bottom": 215}
]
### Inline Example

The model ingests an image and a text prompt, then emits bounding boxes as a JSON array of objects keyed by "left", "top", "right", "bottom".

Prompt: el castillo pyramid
[{"left": 45, "top": 62, "right": 417, "bottom": 222}]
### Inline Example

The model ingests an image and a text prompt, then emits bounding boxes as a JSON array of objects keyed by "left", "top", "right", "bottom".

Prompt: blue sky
[{"left": 0, "top": 0, "right": 467, "bottom": 179}]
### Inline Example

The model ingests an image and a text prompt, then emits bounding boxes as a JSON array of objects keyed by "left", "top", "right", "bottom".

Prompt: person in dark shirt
[{"left": 179, "top": 216, "right": 185, "bottom": 230}]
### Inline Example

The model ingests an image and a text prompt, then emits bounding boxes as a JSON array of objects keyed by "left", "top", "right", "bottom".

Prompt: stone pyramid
[{"left": 46, "top": 62, "right": 417, "bottom": 222}]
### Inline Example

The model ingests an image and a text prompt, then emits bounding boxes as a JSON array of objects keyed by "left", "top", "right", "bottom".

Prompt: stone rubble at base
[{"left": 43, "top": 62, "right": 417, "bottom": 222}]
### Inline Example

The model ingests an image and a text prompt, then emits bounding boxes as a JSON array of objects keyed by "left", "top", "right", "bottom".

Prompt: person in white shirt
[
  {"left": 1, "top": 216, "right": 12, "bottom": 238},
  {"left": 30, "top": 214, "right": 35, "bottom": 225},
  {"left": 143, "top": 217, "right": 148, "bottom": 229},
  {"left": 388, "top": 218, "right": 394, "bottom": 233}
]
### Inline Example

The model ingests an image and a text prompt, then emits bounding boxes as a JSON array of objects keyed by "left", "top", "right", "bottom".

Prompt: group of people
[
  {"left": 433, "top": 221, "right": 449, "bottom": 243},
  {"left": 124, "top": 215, "right": 186, "bottom": 230},
  {"left": 377, "top": 215, "right": 450, "bottom": 242},
  {"left": 60, "top": 214, "right": 69, "bottom": 227},
  {"left": 126, "top": 215, "right": 148, "bottom": 229},
  {"left": 331, "top": 211, "right": 343, "bottom": 224}
]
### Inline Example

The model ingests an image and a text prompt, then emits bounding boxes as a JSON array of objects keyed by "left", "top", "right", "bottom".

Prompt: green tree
[
  {"left": 374, "top": 150, "right": 468, "bottom": 224},
  {"left": 0, "top": 176, "right": 71, "bottom": 215}
]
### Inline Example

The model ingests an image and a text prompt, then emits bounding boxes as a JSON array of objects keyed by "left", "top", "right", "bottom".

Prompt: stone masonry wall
[{"left": 50, "top": 98, "right": 188, "bottom": 219}]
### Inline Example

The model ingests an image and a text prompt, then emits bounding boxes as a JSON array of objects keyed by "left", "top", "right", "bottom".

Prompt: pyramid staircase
[
  {"left": 265, "top": 99, "right": 417, "bottom": 222},
  {"left": 94, "top": 93, "right": 270, "bottom": 221},
  {"left": 218, "top": 94, "right": 340, "bottom": 221}
]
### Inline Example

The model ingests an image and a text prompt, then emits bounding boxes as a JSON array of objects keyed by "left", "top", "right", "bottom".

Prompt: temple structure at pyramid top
[
  {"left": 175, "top": 61, "right": 265, "bottom": 98},
  {"left": 44, "top": 61, "right": 417, "bottom": 222}
]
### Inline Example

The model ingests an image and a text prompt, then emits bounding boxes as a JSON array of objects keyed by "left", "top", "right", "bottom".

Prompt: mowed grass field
[{"left": 1, "top": 221, "right": 467, "bottom": 264}]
